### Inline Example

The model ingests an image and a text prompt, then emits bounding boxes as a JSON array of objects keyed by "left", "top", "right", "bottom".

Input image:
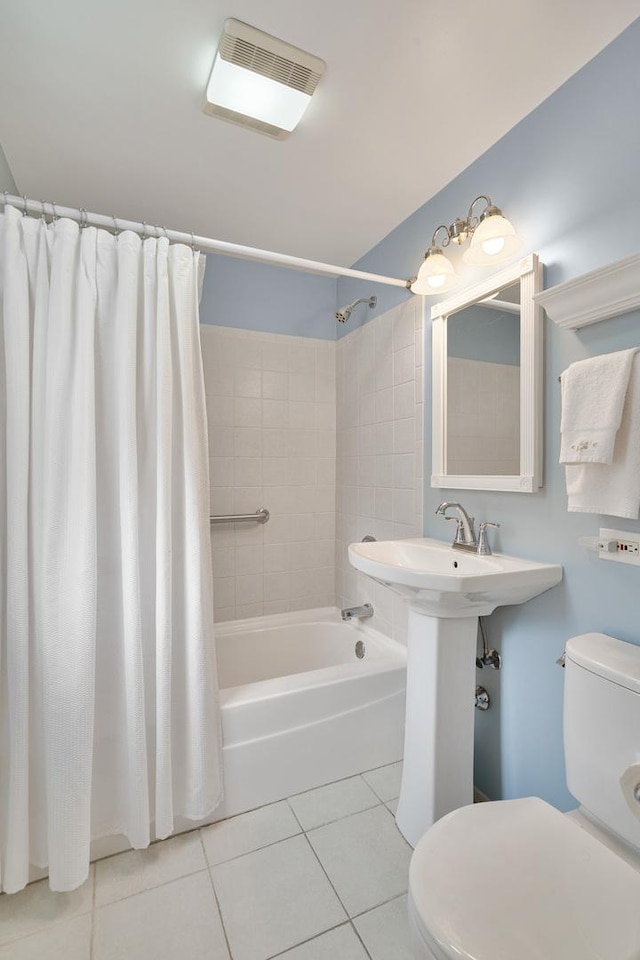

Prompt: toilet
[{"left": 408, "top": 632, "right": 640, "bottom": 960}]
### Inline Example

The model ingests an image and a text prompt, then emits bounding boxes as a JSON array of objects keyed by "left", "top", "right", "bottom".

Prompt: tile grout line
[
  {"left": 93, "top": 866, "right": 211, "bottom": 912},
  {"left": 286, "top": 800, "right": 374, "bottom": 960},
  {"left": 301, "top": 834, "right": 373, "bottom": 960},
  {"left": 350, "top": 890, "right": 408, "bottom": 922},
  {"left": 264, "top": 919, "right": 355, "bottom": 960},
  {"left": 198, "top": 830, "right": 235, "bottom": 960},
  {"left": 204, "top": 827, "right": 304, "bottom": 870}
]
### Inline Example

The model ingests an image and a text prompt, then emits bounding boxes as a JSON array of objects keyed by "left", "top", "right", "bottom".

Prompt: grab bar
[{"left": 209, "top": 507, "right": 270, "bottom": 525}]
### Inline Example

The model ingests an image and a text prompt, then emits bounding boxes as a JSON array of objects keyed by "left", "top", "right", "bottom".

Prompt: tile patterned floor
[{"left": 0, "top": 762, "right": 414, "bottom": 960}]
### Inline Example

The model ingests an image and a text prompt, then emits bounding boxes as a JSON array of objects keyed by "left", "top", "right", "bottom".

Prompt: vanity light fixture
[
  {"left": 203, "top": 19, "right": 325, "bottom": 139},
  {"left": 411, "top": 195, "right": 523, "bottom": 295}
]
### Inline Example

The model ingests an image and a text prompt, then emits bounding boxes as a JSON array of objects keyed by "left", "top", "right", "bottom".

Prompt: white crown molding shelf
[{"left": 534, "top": 252, "right": 640, "bottom": 329}]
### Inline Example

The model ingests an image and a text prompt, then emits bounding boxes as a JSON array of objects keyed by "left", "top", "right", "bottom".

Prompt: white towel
[
  {"left": 565, "top": 352, "right": 640, "bottom": 519},
  {"left": 560, "top": 348, "right": 638, "bottom": 464}
]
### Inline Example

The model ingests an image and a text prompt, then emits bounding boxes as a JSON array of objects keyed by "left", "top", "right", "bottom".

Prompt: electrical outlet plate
[{"left": 599, "top": 527, "right": 640, "bottom": 566}]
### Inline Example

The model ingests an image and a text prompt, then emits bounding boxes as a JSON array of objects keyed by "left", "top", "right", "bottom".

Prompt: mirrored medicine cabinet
[{"left": 430, "top": 253, "right": 543, "bottom": 493}]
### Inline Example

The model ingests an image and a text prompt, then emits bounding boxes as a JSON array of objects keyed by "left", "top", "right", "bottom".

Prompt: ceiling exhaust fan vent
[
  {"left": 203, "top": 19, "right": 325, "bottom": 139},
  {"left": 219, "top": 33, "right": 323, "bottom": 96}
]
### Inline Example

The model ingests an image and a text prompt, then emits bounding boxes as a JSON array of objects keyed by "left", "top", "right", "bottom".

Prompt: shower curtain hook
[
  {"left": 40, "top": 199, "right": 47, "bottom": 221},
  {"left": 22, "top": 196, "right": 28, "bottom": 216},
  {"left": 3, "top": 191, "right": 9, "bottom": 211},
  {"left": 51, "top": 201, "right": 58, "bottom": 221},
  {"left": 160, "top": 225, "right": 168, "bottom": 241},
  {"left": 141, "top": 221, "right": 147, "bottom": 240},
  {"left": 111, "top": 215, "right": 120, "bottom": 236},
  {"left": 190, "top": 231, "right": 195, "bottom": 251}
]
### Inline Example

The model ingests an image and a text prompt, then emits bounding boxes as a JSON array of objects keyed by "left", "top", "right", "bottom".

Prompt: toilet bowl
[
  {"left": 407, "top": 633, "right": 640, "bottom": 960},
  {"left": 408, "top": 797, "right": 640, "bottom": 959}
]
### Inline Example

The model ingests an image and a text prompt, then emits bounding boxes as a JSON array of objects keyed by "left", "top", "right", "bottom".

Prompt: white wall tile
[
  {"left": 394, "top": 382, "right": 415, "bottom": 421},
  {"left": 393, "top": 345, "right": 414, "bottom": 385},
  {"left": 234, "top": 368, "right": 261, "bottom": 398},
  {"left": 262, "top": 399, "right": 289, "bottom": 429},
  {"left": 234, "top": 427, "right": 262, "bottom": 458},
  {"left": 262, "top": 370, "right": 289, "bottom": 400},
  {"left": 335, "top": 303, "right": 422, "bottom": 644},
  {"left": 263, "top": 429, "right": 290, "bottom": 457},
  {"left": 290, "top": 372, "right": 315, "bottom": 402},
  {"left": 202, "top": 327, "right": 336, "bottom": 623},
  {"left": 234, "top": 398, "right": 262, "bottom": 428},
  {"left": 233, "top": 458, "right": 262, "bottom": 486}
]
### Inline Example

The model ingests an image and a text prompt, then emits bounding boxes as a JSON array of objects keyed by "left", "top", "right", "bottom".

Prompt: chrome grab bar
[{"left": 209, "top": 507, "right": 270, "bottom": 525}]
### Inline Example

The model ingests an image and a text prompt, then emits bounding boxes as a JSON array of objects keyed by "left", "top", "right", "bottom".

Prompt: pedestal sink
[{"left": 348, "top": 537, "right": 562, "bottom": 847}]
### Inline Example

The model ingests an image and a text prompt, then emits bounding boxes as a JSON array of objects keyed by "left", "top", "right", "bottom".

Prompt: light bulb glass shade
[
  {"left": 462, "top": 213, "right": 523, "bottom": 266},
  {"left": 205, "top": 56, "right": 312, "bottom": 132},
  {"left": 411, "top": 250, "right": 460, "bottom": 295}
]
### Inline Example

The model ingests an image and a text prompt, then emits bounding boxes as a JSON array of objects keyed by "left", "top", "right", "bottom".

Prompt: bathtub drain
[{"left": 355, "top": 640, "right": 366, "bottom": 659}]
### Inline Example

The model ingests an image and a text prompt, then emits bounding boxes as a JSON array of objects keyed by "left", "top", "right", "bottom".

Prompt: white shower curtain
[{"left": 0, "top": 204, "right": 222, "bottom": 893}]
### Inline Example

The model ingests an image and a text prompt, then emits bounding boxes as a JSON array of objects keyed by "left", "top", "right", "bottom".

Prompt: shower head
[{"left": 335, "top": 295, "right": 377, "bottom": 323}]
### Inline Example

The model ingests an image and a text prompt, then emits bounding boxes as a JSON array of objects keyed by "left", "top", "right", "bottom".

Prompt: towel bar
[{"left": 209, "top": 507, "right": 270, "bottom": 525}]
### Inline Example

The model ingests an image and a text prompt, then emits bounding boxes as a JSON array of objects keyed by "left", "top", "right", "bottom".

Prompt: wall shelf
[{"left": 534, "top": 252, "right": 640, "bottom": 330}]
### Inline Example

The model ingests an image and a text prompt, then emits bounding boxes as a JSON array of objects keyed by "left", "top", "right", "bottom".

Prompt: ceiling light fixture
[
  {"left": 411, "top": 195, "right": 523, "bottom": 296},
  {"left": 203, "top": 19, "right": 325, "bottom": 139}
]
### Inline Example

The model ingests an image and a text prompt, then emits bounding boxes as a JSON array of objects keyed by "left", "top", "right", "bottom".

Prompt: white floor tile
[
  {"left": 0, "top": 915, "right": 91, "bottom": 960},
  {"left": 274, "top": 923, "right": 369, "bottom": 959},
  {"left": 288, "top": 776, "right": 380, "bottom": 831},
  {"left": 385, "top": 798, "right": 399, "bottom": 815},
  {"left": 306, "top": 806, "right": 411, "bottom": 917},
  {"left": 353, "top": 895, "right": 414, "bottom": 960},
  {"left": 201, "top": 801, "right": 301, "bottom": 866},
  {"left": 211, "top": 835, "right": 346, "bottom": 960},
  {"left": 94, "top": 830, "right": 207, "bottom": 907},
  {"left": 93, "top": 871, "right": 229, "bottom": 960},
  {"left": 0, "top": 870, "right": 93, "bottom": 946},
  {"left": 361, "top": 762, "right": 403, "bottom": 802}
]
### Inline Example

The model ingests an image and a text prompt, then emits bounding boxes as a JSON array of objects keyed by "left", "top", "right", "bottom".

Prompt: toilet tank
[{"left": 564, "top": 632, "right": 640, "bottom": 851}]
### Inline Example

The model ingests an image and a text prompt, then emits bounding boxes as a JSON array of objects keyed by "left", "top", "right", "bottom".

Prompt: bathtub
[
  {"left": 80, "top": 607, "right": 406, "bottom": 868},
  {"left": 211, "top": 606, "right": 407, "bottom": 820}
]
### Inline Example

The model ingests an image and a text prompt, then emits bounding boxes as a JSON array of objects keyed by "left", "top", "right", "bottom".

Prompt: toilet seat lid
[{"left": 409, "top": 797, "right": 640, "bottom": 960}]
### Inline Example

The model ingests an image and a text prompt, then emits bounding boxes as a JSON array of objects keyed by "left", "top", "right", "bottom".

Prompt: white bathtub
[
  {"left": 212, "top": 607, "right": 407, "bottom": 820},
  {"left": 82, "top": 607, "right": 405, "bottom": 867}
]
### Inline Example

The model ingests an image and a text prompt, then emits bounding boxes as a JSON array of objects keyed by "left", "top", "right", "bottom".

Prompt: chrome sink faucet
[
  {"left": 435, "top": 501, "right": 477, "bottom": 548},
  {"left": 435, "top": 502, "right": 500, "bottom": 555}
]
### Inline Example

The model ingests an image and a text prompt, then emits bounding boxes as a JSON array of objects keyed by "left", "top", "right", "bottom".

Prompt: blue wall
[
  {"left": 338, "top": 19, "right": 640, "bottom": 808},
  {"left": 200, "top": 252, "right": 338, "bottom": 340}
]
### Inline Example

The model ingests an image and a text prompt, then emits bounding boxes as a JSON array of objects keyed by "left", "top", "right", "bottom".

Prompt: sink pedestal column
[{"left": 395, "top": 610, "right": 478, "bottom": 848}]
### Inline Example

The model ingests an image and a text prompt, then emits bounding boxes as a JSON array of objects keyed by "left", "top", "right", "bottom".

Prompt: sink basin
[{"left": 348, "top": 537, "right": 563, "bottom": 616}]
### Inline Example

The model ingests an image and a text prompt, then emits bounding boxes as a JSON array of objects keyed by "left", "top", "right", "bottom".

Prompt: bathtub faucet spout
[{"left": 341, "top": 603, "right": 374, "bottom": 622}]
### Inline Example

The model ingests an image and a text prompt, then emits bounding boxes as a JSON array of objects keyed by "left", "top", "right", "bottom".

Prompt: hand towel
[
  {"left": 565, "top": 352, "right": 640, "bottom": 519},
  {"left": 560, "top": 348, "right": 638, "bottom": 464}
]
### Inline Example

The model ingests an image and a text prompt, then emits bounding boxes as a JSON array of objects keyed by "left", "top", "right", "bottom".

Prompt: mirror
[{"left": 431, "top": 254, "right": 542, "bottom": 492}]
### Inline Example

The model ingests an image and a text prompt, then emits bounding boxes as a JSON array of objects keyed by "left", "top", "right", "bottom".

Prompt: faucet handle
[
  {"left": 444, "top": 516, "right": 466, "bottom": 544},
  {"left": 477, "top": 521, "right": 500, "bottom": 555}
]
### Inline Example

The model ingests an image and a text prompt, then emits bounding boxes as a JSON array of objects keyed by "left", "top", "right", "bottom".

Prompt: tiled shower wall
[
  {"left": 335, "top": 299, "right": 424, "bottom": 644},
  {"left": 200, "top": 325, "right": 336, "bottom": 622}
]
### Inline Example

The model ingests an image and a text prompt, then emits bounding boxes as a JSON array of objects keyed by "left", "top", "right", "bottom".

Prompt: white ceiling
[{"left": 1, "top": 1, "right": 639, "bottom": 266}]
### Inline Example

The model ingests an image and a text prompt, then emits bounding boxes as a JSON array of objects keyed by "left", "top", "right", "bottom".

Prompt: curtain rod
[{"left": 1, "top": 194, "right": 411, "bottom": 290}]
